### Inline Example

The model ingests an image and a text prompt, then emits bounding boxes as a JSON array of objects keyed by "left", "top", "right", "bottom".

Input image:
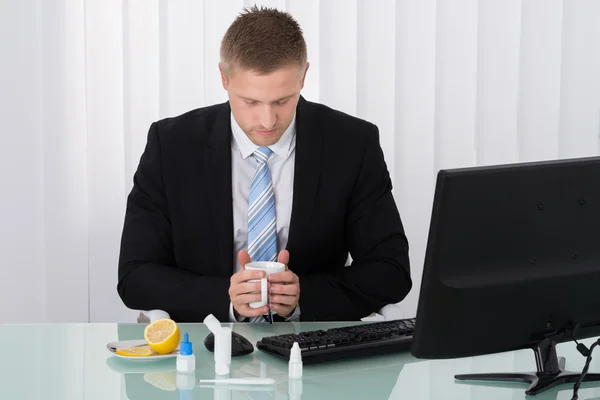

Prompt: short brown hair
[{"left": 220, "top": 6, "right": 307, "bottom": 75}]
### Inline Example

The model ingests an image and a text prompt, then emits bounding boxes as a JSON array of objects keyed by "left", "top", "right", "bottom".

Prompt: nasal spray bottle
[
  {"left": 203, "top": 314, "right": 232, "bottom": 376},
  {"left": 288, "top": 342, "right": 303, "bottom": 399},
  {"left": 177, "top": 333, "right": 195, "bottom": 373},
  {"left": 176, "top": 333, "right": 196, "bottom": 400}
]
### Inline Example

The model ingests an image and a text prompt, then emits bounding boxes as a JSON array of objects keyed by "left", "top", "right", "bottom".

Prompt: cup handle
[
  {"left": 249, "top": 277, "right": 268, "bottom": 309},
  {"left": 260, "top": 277, "right": 268, "bottom": 306}
]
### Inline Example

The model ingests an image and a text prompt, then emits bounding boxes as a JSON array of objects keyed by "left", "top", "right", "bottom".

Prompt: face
[{"left": 220, "top": 62, "right": 309, "bottom": 146}]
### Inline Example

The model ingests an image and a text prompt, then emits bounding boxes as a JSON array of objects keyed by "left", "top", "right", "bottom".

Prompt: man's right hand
[{"left": 229, "top": 250, "right": 270, "bottom": 318}]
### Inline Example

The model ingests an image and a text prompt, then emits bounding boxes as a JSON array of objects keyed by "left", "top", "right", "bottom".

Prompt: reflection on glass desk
[{"left": 2, "top": 322, "right": 600, "bottom": 399}]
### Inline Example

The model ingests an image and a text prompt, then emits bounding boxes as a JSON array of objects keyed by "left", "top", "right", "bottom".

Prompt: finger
[
  {"left": 277, "top": 250, "right": 290, "bottom": 268},
  {"left": 271, "top": 303, "right": 293, "bottom": 317},
  {"left": 239, "top": 269, "right": 266, "bottom": 282},
  {"left": 231, "top": 281, "right": 263, "bottom": 297},
  {"left": 238, "top": 250, "right": 251, "bottom": 269},
  {"left": 268, "top": 271, "right": 297, "bottom": 283},
  {"left": 270, "top": 283, "right": 299, "bottom": 296},
  {"left": 270, "top": 294, "right": 298, "bottom": 306},
  {"left": 234, "top": 293, "right": 264, "bottom": 305},
  {"left": 231, "top": 269, "right": 265, "bottom": 285},
  {"left": 235, "top": 305, "right": 270, "bottom": 318},
  {"left": 233, "top": 281, "right": 263, "bottom": 296}
]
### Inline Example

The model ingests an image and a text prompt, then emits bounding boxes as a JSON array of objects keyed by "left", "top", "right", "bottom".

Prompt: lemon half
[{"left": 144, "top": 318, "right": 180, "bottom": 355}]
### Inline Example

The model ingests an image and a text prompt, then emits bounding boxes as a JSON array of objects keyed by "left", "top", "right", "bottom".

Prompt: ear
[
  {"left": 218, "top": 63, "right": 228, "bottom": 90},
  {"left": 300, "top": 62, "right": 310, "bottom": 89}
]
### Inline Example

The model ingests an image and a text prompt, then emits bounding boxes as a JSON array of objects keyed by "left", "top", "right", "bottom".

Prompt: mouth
[{"left": 256, "top": 129, "right": 278, "bottom": 137}]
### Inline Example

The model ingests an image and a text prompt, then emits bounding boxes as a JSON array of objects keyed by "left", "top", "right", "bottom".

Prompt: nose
[{"left": 258, "top": 105, "right": 276, "bottom": 130}]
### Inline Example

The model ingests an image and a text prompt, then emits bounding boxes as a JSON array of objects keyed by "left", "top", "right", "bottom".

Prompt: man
[{"left": 117, "top": 6, "right": 411, "bottom": 323}]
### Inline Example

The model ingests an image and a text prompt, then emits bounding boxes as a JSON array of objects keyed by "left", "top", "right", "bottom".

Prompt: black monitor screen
[{"left": 410, "top": 156, "right": 600, "bottom": 395}]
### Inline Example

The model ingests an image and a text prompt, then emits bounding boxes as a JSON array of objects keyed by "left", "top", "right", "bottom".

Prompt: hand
[
  {"left": 229, "top": 250, "right": 269, "bottom": 318},
  {"left": 268, "top": 250, "right": 300, "bottom": 318}
]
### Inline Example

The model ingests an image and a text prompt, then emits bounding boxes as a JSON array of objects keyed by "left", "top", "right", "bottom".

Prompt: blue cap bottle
[{"left": 176, "top": 333, "right": 195, "bottom": 373}]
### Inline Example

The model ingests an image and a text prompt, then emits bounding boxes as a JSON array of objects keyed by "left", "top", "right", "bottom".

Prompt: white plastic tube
[
  {"left": 203, "top": 314, "right": 231, "bottom": 376},
  {"left": 216, "top": 327, "right": 231, "bottom": 375}
]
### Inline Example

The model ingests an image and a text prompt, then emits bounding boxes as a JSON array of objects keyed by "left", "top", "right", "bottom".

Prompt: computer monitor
[{"left": 410, "top": 156, "right": 600, "bottom": 395}]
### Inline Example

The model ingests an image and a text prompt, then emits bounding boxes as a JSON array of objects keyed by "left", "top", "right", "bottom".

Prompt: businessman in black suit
[{"left": 117, "top": 6, "right": 411, "bottom": 323}]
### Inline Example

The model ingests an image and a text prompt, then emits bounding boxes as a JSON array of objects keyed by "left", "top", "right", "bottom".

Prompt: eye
[
  {"left": 245, "top": 100, "right": 258, "bottom": 106},
  {"left": 275, "top": 99, "right": 289, "bottom": 106}
]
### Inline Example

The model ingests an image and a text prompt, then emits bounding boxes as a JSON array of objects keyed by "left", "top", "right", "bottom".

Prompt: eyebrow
[{"left": 240, "top": 94, "right": 294, "bottom": 103}]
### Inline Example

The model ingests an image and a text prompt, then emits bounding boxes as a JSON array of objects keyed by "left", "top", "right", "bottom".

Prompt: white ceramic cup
[{"left": 245, "top": 261, "right": 286, "bottom": 309}]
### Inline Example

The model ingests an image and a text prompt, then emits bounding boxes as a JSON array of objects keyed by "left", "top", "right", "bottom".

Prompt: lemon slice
[
  {"left": 144, "top": 318, "right": 180, "bottom": 355},
  {"left": 116, "top": 346, "right": 153, "bottom": 357}
]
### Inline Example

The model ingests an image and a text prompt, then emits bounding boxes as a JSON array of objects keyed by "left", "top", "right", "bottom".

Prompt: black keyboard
[{"left": 256, "top": 318, "right": 415, "bottom": 364}]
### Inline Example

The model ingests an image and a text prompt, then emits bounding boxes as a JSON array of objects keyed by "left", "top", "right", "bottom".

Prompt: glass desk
[{"left": 2, "top": 322, "right": 600, "bottom": 399}]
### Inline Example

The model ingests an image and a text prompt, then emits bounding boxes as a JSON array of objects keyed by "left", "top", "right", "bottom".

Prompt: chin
[{"left": 252, "top": 134, "right": 282, "bottom": 147}]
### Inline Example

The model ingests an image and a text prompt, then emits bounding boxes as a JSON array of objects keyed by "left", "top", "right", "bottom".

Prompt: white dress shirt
[{"left": 228, "top": 112, "right": 301, "bottom": 321}]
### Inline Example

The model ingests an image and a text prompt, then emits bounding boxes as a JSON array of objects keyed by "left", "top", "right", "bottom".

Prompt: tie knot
[{"left": 253, "top": 146, "right": 272, "bottom": 163}]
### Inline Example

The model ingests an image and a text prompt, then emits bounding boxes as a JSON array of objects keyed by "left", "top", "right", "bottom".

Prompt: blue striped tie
[
  {"left": 248, "top": 146, "right": 276, "bottom": 323},
  {"left": 248, "top": 147, "right": 277, "bottom": 262}
]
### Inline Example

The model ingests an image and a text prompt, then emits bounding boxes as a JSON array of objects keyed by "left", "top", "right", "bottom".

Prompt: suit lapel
[
  {"left": 287, "top": 97, "right": 323, "bottom": 253},
  {"left": 205, "top": 102, "right": 234, "bottom": 276}
]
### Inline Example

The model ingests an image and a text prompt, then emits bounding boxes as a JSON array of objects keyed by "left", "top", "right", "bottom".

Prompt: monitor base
[{"left": 455, "top": 338, "right": 600, "bottom": 395}]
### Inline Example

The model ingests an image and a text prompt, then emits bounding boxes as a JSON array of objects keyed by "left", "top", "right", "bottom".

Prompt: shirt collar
[{"left": 230, "top": 112, "right": 296, "bottom": 161}]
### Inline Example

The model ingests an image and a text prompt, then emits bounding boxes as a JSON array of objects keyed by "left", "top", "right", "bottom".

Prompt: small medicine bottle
[
  {"left": 177, "top": 333, "right": 196, "bottom": 373},
  {"left": 289, "top": 342, "right": 302, "bottom": 378}
]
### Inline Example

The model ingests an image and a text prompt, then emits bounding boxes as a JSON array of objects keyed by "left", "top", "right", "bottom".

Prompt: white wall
[{"left": 1, "top": 0, "right": 599, "bottom": 322}]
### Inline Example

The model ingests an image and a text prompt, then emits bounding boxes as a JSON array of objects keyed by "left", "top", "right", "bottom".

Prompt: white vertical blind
[
  {"left": 1, "top": 0, "right": 599, "bottom": 322},
  {"left": 559, "top": 0, "right": 600, "bottom": 158},
  {"left": 319, "top": 0, "right": 358, "bottom": 115},
  {"left": 357, "top": 0, "right": 397, "bottom": 182},
  {"left": 84, "top": 0, "right": 129, "bottom": 322},
  {"left": 203, "top": 0, "right": 244, "bottom": 106},
  {"left": 0, "top": 0, "right": 46, "bottom": 323},
  {"left": 41, "top": 0, "right": 89, "bottom": 322},
  {"left": 124, "top": 0, "right": 160, "bottom": 186},
  {"left": 286, "top": 0, "right": 320, "bottom": 102},
  {"left": 519, "top": 0, "right": 564, "bottom": 161},
  {"left": 476, "top": 0, "right": 521, "bottom": 165},
  {"left": 434, "top": 0, "right": 478, "bottom": 171},
  {"left": 394, "top": 0, "right": 437, "bottom": 318},
  {"left": 162, "top": 0, "right": 206, "bottom": 117}
]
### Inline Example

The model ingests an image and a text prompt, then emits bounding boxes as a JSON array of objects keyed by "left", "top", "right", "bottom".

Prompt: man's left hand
[{"left": 268, "top": 250, "right": 300, "bottom": 318}]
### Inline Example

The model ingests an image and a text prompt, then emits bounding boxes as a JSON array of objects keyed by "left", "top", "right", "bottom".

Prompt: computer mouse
[{"left": 204, "top": 331, "right": 254, "bottom": 356}]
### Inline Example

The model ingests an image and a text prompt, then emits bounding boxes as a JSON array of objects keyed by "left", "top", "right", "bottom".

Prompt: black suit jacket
[{"left": 117, "top": 97, "right": 411, "bottom": 322}]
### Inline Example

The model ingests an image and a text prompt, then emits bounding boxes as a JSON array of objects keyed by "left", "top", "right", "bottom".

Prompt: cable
[
  {"left": 570, "top": 323, "right": 591, "bottom": 359},
  {"left": 571, "top": 339, "right": 600, "bottom": 400}
]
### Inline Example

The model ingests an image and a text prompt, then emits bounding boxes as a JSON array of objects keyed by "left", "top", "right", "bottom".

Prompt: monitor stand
[{"left": 454, "top": 337, "right": 600, "bottom": 395}]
